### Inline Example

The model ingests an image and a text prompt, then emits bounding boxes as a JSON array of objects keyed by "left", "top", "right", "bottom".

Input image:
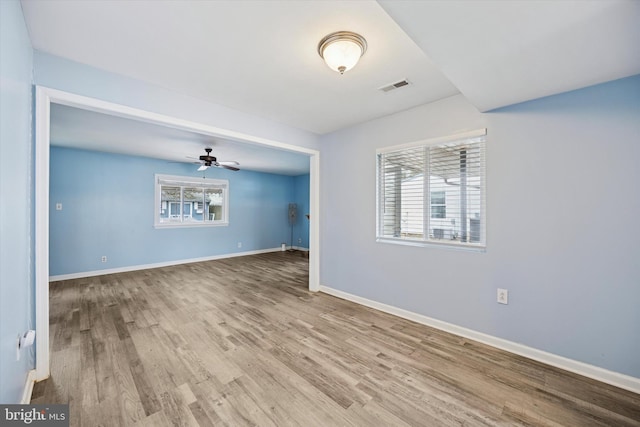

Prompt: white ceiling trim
[{"left": 43, "top": 87, "right": 318, "bottom": 157}]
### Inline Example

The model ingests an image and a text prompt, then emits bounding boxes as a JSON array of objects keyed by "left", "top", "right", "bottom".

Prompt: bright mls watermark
[{"left": 1, "top": 405, "right": 68, "bottom": 426}]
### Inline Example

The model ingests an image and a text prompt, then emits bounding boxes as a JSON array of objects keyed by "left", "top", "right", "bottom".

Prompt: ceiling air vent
[{"left": 379, "top": 79, "right": 410, "bottom": 92}]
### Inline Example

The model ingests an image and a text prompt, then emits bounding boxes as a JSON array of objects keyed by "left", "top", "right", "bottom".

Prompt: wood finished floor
[{"left": 33, "top": 252, "right": 639, "bottom": 426}]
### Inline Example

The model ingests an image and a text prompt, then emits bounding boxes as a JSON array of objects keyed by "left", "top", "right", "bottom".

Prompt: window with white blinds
[
  {"left": 154, "top": 174, "right": 229, "bottom": 228},
  {"left": 376, "top": 129, "right": 486, "bottom": 249}
]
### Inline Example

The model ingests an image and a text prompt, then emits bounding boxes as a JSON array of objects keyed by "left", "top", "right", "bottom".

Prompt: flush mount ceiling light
[{"left": 317, "top": 31, "right": 367, "bottom": 75}]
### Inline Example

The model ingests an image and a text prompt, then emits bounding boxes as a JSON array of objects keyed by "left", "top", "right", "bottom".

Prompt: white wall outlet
[
  {"left": 101, "top": 256, "right": 107, "bottom": 263},
  {"left": 298, "top": 238, "right": 302, "bottom": 244},
  {"left": 497, "top": 288, "right": 509, "bottom": 304},
  {"left": 56, "top": 203, "right": 62, "bottom": 211},
  {"left": 237, "top": 242, "right": 242, "bottom": 248}
]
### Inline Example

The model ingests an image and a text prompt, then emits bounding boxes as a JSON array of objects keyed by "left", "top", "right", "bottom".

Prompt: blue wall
[
  {"left": 292, "top": 174, "right": 310, "bottom": 249},
  {"left": 0, "top": 0, "right": 35, "bottom": 403},
  {"left": 50, "top": 147, "right": 300, "bottom": 276},
  {"left": 320, "top": 75, "right": 640, "bottom": 378}
]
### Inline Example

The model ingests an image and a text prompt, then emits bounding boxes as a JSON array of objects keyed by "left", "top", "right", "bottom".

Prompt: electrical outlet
[
  {"left": 56, "top": 203, "right": 62, "bottom": 211},
  {"left": 237, "top": 242, "right": 242, "bottom": 248},
  {"left": 497, "top": 288, "right": 508, "bottom": 304},
  {"left": 101, "top": 256, "right": 107, "bottom": 263},
  {"left": 298, "top": 238, "right": 302, "bottom": 244}
]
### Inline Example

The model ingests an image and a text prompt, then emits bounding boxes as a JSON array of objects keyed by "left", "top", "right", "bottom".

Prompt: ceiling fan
[{"left": 192, "top": 148, "right": 240, "bottom": 171}]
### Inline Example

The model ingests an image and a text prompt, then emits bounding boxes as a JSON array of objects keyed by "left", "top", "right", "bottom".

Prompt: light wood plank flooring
[{"left": 33, "top": 252, "right": 639, "bottom": 426}]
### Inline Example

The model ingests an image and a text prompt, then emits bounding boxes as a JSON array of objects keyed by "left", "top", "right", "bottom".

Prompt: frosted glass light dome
[{"left": 318, "top": 31, "right": 367, "bottom": 75}]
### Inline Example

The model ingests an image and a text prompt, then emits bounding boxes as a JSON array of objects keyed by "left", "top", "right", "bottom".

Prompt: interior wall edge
[{"left": 319, "top": 285, "right": 640, "bottom": 395}]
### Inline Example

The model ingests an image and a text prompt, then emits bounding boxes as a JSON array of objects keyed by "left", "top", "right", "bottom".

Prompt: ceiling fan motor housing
[
  {"left": 196, "top": 148, "right": 240, "bottom": 171},
  {"left": 199, "top": 148, "right": 217, "bottom": 165}
]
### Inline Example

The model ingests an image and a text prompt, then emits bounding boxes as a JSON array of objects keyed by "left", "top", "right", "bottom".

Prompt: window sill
[
  {"left": 376, "top": 237, "right": 486, "bottom": 253},
  {"left": 154, "top": 221, "right": 229, "bottom": 229}
]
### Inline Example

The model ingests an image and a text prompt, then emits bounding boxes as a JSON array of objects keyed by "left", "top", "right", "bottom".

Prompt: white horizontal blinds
[
  {"left": 379, "top": 146, "right": 426, "bottom": 239},
  {"left": 377, "top": 132, "right": 486, "bottom": 246},
  {"left": 157, "top": 177, "right": 226, "bottom": 190},
  {"left": 429, "top": 136, "right": 485, "bottom": 244}
]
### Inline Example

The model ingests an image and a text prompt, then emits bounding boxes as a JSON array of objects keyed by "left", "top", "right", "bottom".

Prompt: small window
[
  {"left": 376, "top": 129, "right": 486, "bottom": 249},
  {"left": 155, "top": 174, "right": 229, "bottom": 228},
  {"left": 430, "top": 191, "right": 446, "bottom": 218}
]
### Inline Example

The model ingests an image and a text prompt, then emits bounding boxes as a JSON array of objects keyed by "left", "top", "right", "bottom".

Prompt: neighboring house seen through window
[
  {"left": 377, "top": 129, "right": 486, "bottom": 249},
  {"left": 155, "top": 174, "right": 229, "bottom": 227}
]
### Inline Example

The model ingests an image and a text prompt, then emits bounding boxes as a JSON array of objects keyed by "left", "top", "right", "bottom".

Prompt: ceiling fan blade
[
  {"left": 170, "top": 157, "right": 201, "bottom": 165},
  {"left": 197, "top": 164, "right": 209, "bottom": 171},
  {"left": 218, "top": 161, "right": 240, "bottom": 166},
  {"left": 218, "top": 164, "right": 240, "bottom": 171}
]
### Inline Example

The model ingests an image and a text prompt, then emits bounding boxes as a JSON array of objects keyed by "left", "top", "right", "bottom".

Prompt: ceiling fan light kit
[{"left": 318, "top": 31, "right": 367, "bottom": 74}]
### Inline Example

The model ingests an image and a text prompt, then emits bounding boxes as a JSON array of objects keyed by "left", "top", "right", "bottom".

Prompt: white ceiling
[
  {"left": 21, "top": 0, "right": 458, "bottom": 135},
  {"left": 21, "top": 0, "right": 640, "bottom": 174},
  {"left": 379, "top": 0, "right": 640, "bottom": 112}
]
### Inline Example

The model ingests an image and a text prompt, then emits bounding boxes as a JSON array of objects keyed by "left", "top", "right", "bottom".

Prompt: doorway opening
[{"left": 34, "top": 87, "right": 320, "bottom": 380}]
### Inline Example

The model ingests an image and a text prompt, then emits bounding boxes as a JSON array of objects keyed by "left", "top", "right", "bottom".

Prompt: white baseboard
[
  {"left": 21, "top": 369, "right": 36, "bottom": 404},
  {"left": 49, "top": 247, "right": 282, "bottom": 282},
  {"left": 319, "top": 285, "right": 640, "bottom": 395}
]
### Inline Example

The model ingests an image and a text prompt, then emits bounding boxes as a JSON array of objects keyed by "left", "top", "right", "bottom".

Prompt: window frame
[
  {"left": 376, "top": 129, "right": 487, "bottom": 251},
  {"left": 154, "top": 174, "right": 230, "bottom": 228}
]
